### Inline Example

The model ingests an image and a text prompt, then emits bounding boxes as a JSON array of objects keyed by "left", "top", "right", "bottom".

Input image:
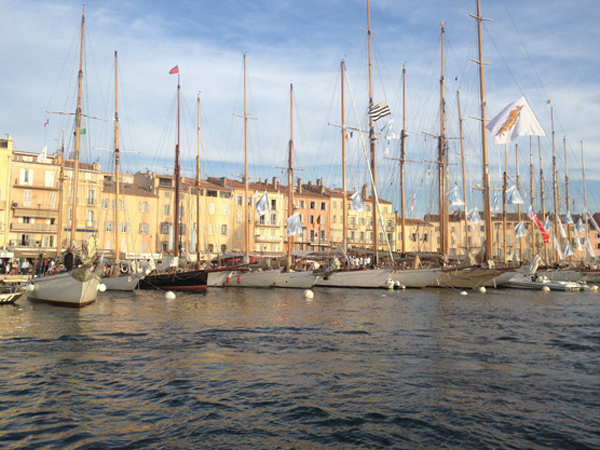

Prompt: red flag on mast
[{"left": 169, "top": 66, "right": 179, "bottom": 74}]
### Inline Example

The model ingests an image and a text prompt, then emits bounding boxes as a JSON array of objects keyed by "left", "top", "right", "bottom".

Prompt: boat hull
[
  {"left": 138, "top": 270, "right": 208, "bottom": 292},
  {"left": 315, "top": 269, "right": 392, "bottom": 288},
  {"left": 433, "top": 268, "right": 504, "bottom": 289},
  {"left": 102, "top": 274, "right": 140, "bottom": 291},
  {"left": 207, "top": 270, "right": 233, "bottom": 287},
  {"left": 541, "top": 269, "right": 583, "bottom": 282},
  {"left": 26, "top": 268, "right": 102, "bottom": 307},
  {"left": 224, "top": 269, "right": 281, "bottom": 288},
  {"left": 391, "top": 268, "right": 442, "bottom": 288},
  {"left": 274, "top": 271, "right": 319, "bottom": 288}
]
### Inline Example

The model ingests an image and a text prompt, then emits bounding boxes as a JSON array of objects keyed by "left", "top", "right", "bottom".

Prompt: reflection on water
[{"left": 1, "top": 287, "right": 598, "bottom": 449}]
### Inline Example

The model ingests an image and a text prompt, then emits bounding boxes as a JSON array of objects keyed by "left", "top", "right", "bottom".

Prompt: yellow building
[{"left": 0, "top": 137, "right": 13, "bottom": 250}]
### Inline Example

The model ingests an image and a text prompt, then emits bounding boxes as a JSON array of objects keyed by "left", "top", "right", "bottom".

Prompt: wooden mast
[
  {"left": 173, "top": 70, "right": 181, "bottom": 258},
  {"left": 400, "top": 65, "right": 407, "bottom": 254},
  {"left": 529, "top": 137, "right": 536, "bottom": 258},
  {"left": 563, "top": 136, "right": 572, "bottom": 261},
  {"left": 196, "top": 94, "right": 202, "bottom": 267},
  {"left": 56, "top": 130, "right": 65, "bottom": 255},
  {"left": 457, "top": 90, "right": 470, "bottom": 255},
  {"left": 537, "top": 136, "right": 549, "bottom": 262},
  {"left": 472, "top": 0, "right": 493, "bottom": 262},
  {"left": 502, "top": 145, "right": 508, "bottom": 265},
  {"left": 243, "top": 54, "right": 250, "bottom": 261},
  {"left": 516, "top": 143, "right": 523, "bottom": 260},
  {"left": 70, "top": 4, "right": 86, "bottom": 245},
  {"left": 551, "top": 106, "right": 560, "bottom": 262},
  {"left": 438, "top": 22, "right": 448, "bottom": 257},
  {"left": 113, "top": 51, "right": 121, "bottom": 260},
  {"left": 341, "top": 60, "right": 348, "bottom": 254},
  {"left": 367, "top": 0, "right": 379, "bottom": 264},
  {"left": 581, "top": 140, "right": 589, "bottom": 261},
  {"left": 287, "top": 82, "right": 294, "bottom": 268}
]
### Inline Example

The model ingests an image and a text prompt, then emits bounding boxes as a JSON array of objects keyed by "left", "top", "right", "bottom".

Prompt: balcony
[
  {"left": 12, "top": 204, "right": 58, "bottom": 219},
  {"left": 13, "top": 179, "right": 59, "bottom": 190},
  {"left": 10, "top": 223, "right": 58, "bottom": 233},
  {"left": 255, "top": 234, "right": 282, "bottom": 243}
]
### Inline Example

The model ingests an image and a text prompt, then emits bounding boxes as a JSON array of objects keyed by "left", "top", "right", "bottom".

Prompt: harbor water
[{"left": 1, "top": 286, "right": 599, "bottom": 449}]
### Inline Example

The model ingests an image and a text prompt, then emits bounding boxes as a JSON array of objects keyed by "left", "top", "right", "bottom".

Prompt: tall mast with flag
[
  {"left": 366, "top": 0, "right": 378, "bottom": 264},
  {"left": 287, "top": 82, "right": 294, "bottom": 269},
  {"left": 169, "top": 65, "right": 181, "bottom": 257}
]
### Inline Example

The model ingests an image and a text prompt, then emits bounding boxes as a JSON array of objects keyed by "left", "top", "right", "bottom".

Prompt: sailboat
[
  {"left": 274, "top": 83, "right": 319, "bottom": 289},
  {"left": 315, "top": 4, "right": 392, "bottom": 289},
  {"left": 225, "top": 54, "right": 281, "bottom": 288},
  {"left": 138, "top": 66, "right": 208, "bottom": 291},
  {"left": 101, "top": 51, "right": 143, "bottom": 291},
  {"left": 26, "top": 5, "right": 103, "bottom": 307}
]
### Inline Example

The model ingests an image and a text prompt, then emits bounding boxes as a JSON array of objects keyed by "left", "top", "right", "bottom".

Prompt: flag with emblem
[{"left": 486, "top": 97, "right": 545, "bottom": 144}]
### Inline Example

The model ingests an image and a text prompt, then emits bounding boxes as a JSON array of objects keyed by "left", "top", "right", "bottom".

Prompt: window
[
  {"left": 105, "top": 221, "right": 113, "bottom": 232},
  {"left": 179, "top": 224, "right": 186, "bottom": 235},
  {"left": 320, "top": 202, "right": 326, "bottom": 210},
  {"left": 119, "top": 199, "right": 125, "bottom": 211},
  {"left": 220, "top": 224, "right": 228, "bottom": 236},
  {"left": 299, "top": 200, "right": 305, "bottom": 208},
  {"left": 237, "top": 210, "right": 242, "bottom": 223},
  {"left": 164, "top": 204, "right": 170, "bottom": 216},
  {"left": 19, "top": 168, "right": 33, "bottom": 186},
  {"left": 45, "top": 171, "right": 55, "bottom": 188},
  {"left": 236, "top": 194, "right": 243, "bottom": 206},
  {"left": 160, "top": 222, "right": 171, "bottom": 234},
  {"left": 270, "top": 213, "right": 277, "bottom": 225},
  {"left": 101, "top": 198, "right": 109, "bottom": 209},
  {"left": 86, "top": 210, "right": 94, "bottom": 228},
  {"left": 140, "top": 223, "right": 149, "bottom": 234},
  {"left": 310, "top": 201, "right": 315, "bottom": 209},
  {"left": 120, "top": 222, "right": 128, "bottom": 233},
  {"left": 23, "top": 190, "right": 32, "bottom": 207},
  {"left": 49, "top": 192, "right": 57, "bottom": 209},
  {"left": 87, "top": 189, "right": 96, "bottom": 206},
  {"left": 222, "top": 204, "right": 228, "bottom": 216},
  {"left": 140, "top": 201, "right": 149, "bottom": 213},
  {"left": 209, "top": 203, "right": 215, "bottom": 215},
  {"left": 271, "top": 199, "right": 277, "bottom": 210}
]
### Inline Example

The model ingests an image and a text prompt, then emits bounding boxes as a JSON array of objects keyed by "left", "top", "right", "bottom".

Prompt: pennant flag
[
  {"left": 562, "top": 212, "right": 574, "bottom": 224},
  {"left": 552, "top": 235, "right": 564, "bottom": 260},
  {"left": 446, "top": 185, "right": 465, "bottom": 206},
  {"left": 491, "top": 191, "right": 502, "bottom": 212},
  {"left": 286, "top": 212, "right": 303, "bottom": 237},
  {"left": 543, "top": 215, "right": 553, "bottom": 231},
  {"left": 369, "top": 100, "right": 391, "bottom": 122},
  {"left": 563, "top": 241, "right": 574, "bottom": 257},
  {"left": 575, "top": 235, "right": 583, "bottom": 251},
  {"left": 585, "top": 237, "right": 596, "bottom": 257},
  {"left": 527, "top": 205, "right": 550, "bottom": 243},
  {"left": 79, "top": 128, "right": 86, "bottom": 135},
  {"left": 486, "top": 96, "right": 545, "bottom": 144},
  {"left": 345, "top": 131, "right": 353, "bottom": 140},
  {"left": 557, "top": 220, "right": 567, "bottom": 238},
  {"left": 410, "top": 194, "right": 416, "bottom": 212},
  {"left": 381, "top": 119, "right": 400, "bottom": 140},
  {"left": 350, "top": 191, "right": 365, "bottom": 213},
  {"left": 169, "top": 66, "right": 179, "bottom": 74},
  {"left": 514, "top": 221, "right": 527, "bottom": 238},
  {"left": 586, "top": 207, "right": 600, "bottom": 234},
  {"left": 506, "top": 185, "right": 525, "bottom": 205},
  {"left": 44, "top": 119, "right": 49, "bottom": 127},
  {"left": 575, "top": 218, "right": 586, "bottom": 232},
  {"left": 255, "top": 191, "right": 269, "bottom": 217}
]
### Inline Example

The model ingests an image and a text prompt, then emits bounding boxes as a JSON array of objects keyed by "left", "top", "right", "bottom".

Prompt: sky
[{"left": 2, "top": 0, "right": 600, "bottom": 218}]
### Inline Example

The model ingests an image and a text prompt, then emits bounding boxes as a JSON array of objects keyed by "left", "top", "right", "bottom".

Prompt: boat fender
[
  {"left": 165, "top": 291, "right": 176, "bottom": 300},
  {"left": 237, "top": 276, "right": 241, "bottom": 284},
  {"left": 303, "top": 289, "right": 314, "bottom": 300},
  {"left": 97, "top": 283, "right": 107, "bottom": 292},
  {"left": 460, "top": 291, "right": 468, "bottom": 296},
  {"left": 541, "top": 286, "right": 551, "bottom": 292},
  {"left": 590, "top": 285, "right": 598, "bottom": 292},
  {"left": 120, "top": 263, "right": 129, "bottom": 274},
  {"left": 478, "top": 287, "right": 486, "bottom": 293}
]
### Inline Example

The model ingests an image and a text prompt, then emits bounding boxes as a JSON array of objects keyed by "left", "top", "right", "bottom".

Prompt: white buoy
[
  {"left": 478, "top": 286, "right": 486, "bottom": 293},
  {"left": 541, "top": 286, "right": 551, "bottom": 292},
  {"left": 97, "top": 283, "right": 107, "bottom": 292},
  {"left": 590, "top": 285, "right": 598, "bottom": 292},
  {"left": 165, "top": 291, "right": 176, "bottom": 300},
  {"left": 387, "top": 280, "right": 394, "bottom": 290},
  {"left": 460, "top": 291, "right": 468, "bottom": 296},
  {"left": 303, "top": 289, "right": 314, "bottom": 300}
]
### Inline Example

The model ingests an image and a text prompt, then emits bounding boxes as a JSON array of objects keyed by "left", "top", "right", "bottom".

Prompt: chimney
[
  {"left": 362, "top": 183, "right": 369, "bottom": 200},
  {"left": 297, "top": 178, "right": 302, "bottom": 194},
  {"left": 272, "top": 176, "right": 278, "bottom": 189}
]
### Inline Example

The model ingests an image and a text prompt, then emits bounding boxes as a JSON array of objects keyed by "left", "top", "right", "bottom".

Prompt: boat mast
[
  {"left": 341, "top": 60, "right": 348, "bottom": 254},
  {"left": 537, "top": 136, "right": 549, "bottom": 262},
  {"left": 70, "top": 4, "right": 86, "bottom": 245},
  {"left": 457, "top": 90, "right": 470, "bottom": 255},
  {"left": 581, "top": 140, "right": 589, "bottom": 261},
  {"left": 400, "top": 65, "right": 407, "bottom": 254},
  {"left": 472, "top": 0, "right": 493, "bottom": 262},
  {"left": 529, "top": 137, "right": 536, "bottom": 257},
  {"left": 196, "top": 94, "right": 202, "bottom": 267},
  {"left": 563, "top": 136, "right": 572, "bottom": 261},
  {"left": 502, "top": 144, "right": 508, "bottom": 265},
  {"left": 113, "top": 51, "right": 121, "bottom": 260},
  {"left": 515, "top": 143, "right": 523, "bottom": 260},
  {"left": 551, "top": 106, "right": 560, "bottom": 263},
  {"left": 243, "top": 54, "right": 250, "bottom": 262},
  {"left": 287, "top": 82, "right": 294, "bottom": 268},
  {"left": 438, "top": 22, "right": 448, "bottom": 257},
  {"left": 367, "top": 0, "right": 379, "bottom": 264},
  {"left": 173, "top": 70, "right": 181, "bottom": 258},
  {"left": 56, "top": 130, "right": 65, "bottom": 255}
]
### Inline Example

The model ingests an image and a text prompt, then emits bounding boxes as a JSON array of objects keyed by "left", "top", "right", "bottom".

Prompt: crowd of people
[{"left": 0, "top": 247, "right": 76, "bottom": 277}]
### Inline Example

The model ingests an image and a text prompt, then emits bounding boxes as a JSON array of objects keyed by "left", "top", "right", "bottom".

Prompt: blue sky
[{"left": 2, "top": 0, "right": 600, "bottom": 217}]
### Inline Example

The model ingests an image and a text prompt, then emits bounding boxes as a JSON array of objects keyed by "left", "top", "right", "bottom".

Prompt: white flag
[
  {"left": 446, "top": 185, "right": 465, "bottom": 207},
  {"left": 506, "top": 185, "right": 525, "bottom": 205},
  {"left": 486, "top": 96, "right": 545, "bottom": 145},
  {"left": 563, "top": 241, "right": 574, "bottom": 257},
  {"left": 491, "top": 191, "right": 502, "bottom": 212},
  {"left": 514, "top": 221, "right": 527, "bottom": 238},
  {"left": 557, "top": 220, "right": 567, "bottom": 238},
  {"left": 543, "top": 216, "right": 553, "bottom": 231},
  {"left": 585, "top": 237, "right": 596, "bottom": 257},
  {"left": 255, "top": 191, "right": 269, "bottom": 217},
  {"left": 350, "top": 191, "right": 365, "bottom": 213},
  {"left": 552, "top": 235, "right": 564, "bottom": 260},
  {"left": 562, "top": 212, "right": 574, "bottom": 224},
  {"left": 575, "top": 218, "right": 586, "bottom": 232},
  {"left": 286, "top": 212, "right": 303, "bottom": 237}
]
